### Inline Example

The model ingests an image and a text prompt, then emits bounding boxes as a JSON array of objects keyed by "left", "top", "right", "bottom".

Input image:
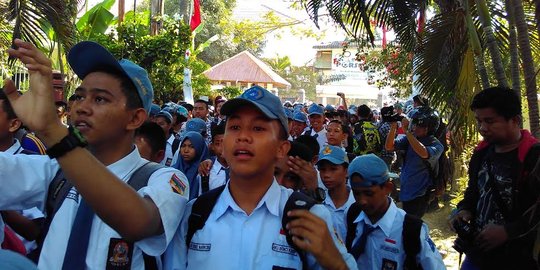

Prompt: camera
[
  {"left": 452, "top": 220, "right": 478, "bottom": 254},
  {"left": 381, "top": 106, "right": 405, "bottom": 123}
]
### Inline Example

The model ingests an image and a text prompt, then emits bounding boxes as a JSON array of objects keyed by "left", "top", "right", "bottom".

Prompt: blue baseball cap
[
  {"left": 348, "top": 154, "right": 397, "bottom": 188},
  {"left": 156, "top": 110, "right": 173, "bottom": 124},
  {"left": 185, "top": 118, "right": 207, "bottom": 134},
  {"left": 284, "top": 108, "right": 294, "bottom": 120},
  {"left": 220, "top": 86, "right": 288, "bottom": 134},
  {"left": 308, "top": 103, "right": 324, "bottom": 116},
  {"left": 292, "top": 111, "right": 307, "bottom": 123},
  {"left": 176, "top": 105, "right": 189, "bottom": 118},
  {"left": 317, "top": 145, "right": 349, "bottom": 166},
  {"left": 325, "top": 104, "right": 335, "bottom": 112},
  {"left": 67, "top": 41, "right": 153, "bottom": 113},
  {"left": 149, "top": 103, "right": 161, "bottom": 117}
]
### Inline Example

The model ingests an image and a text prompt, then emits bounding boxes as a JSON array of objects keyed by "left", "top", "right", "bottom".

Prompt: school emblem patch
[
  {"left": 107, "top": 238, "right": 133, "bottom": 269},
  {"left": 169, "top": 174, "right": 186, "bottom": 195},
  {"left": 243, "top": 86, "right": 264, "bottom": 100}
]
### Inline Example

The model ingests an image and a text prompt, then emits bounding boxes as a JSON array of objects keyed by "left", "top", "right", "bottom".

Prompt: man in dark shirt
[{"left": 450, "top": 87, "right": 540, "bottom": 270}]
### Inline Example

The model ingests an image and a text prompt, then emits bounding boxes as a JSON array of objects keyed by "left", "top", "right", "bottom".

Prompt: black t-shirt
[{"left": 475, "top": 148, "right": 520, "bottom": 229}]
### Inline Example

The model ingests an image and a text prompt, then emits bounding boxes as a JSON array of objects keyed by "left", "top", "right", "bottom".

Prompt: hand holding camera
[{"left": 337, "top": 92, "right": 345, "bottom": 98}]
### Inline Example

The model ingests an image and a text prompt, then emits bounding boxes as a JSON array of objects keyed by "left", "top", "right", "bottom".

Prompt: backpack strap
[
  {"left": 282, "top": 191, "right": 317, "bottom": 270},
  {"left": 186, "top": 185, "right": 226, "bottom": 248},
  {"left": 172, "top": 137, "right": 181, "bottom": 156},
  {"left": 402, "top": 214, "right": 423, "bottom": 270},
  {"left": 345, "top": 202, "right": 362, "bottom": 251},
  {"left": 127, "top": 162, "right": 165, "bottom": 191},
  {"left": 126, "top": 161, "right": 165, "bottom": 270}
]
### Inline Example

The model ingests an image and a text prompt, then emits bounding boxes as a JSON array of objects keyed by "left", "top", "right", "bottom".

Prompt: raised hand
[{"left": 4, "top": 39, "right": 64, "bottom": 143}]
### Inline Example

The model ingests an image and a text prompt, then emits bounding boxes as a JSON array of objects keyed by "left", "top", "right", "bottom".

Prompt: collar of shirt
[
  {"left": 107, "top": 147, "right": 144, "bottom": 182},
  {"left": 5, "top": 139, "right": 22, "bottom": 155},
  {"left": 354, "top": 197, "right": 398, "bottom": 237},
  {"left": 311, "top": 128, "right": 327, "bottom": 137},
  {"left": 210, "top": 159, "right": 225, "bottom": 174},
  {"left": 323, "top": 187, "right": 355, "bottom": 211},
  {"left": 211, "top": 179, "right": 282, "bottom": 221},
  {"left": 167, "top": 134, "right": 175, "bottom": 145}
]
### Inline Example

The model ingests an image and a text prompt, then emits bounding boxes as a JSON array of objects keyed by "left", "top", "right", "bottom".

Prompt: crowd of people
[{"left": 0, "top": 39, "right": 539, "bottom": 270}]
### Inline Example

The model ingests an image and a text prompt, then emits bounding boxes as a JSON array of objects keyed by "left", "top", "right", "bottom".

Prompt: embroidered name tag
[
  {"left": 272, "top": 243, "right": 297, "bottom": 256},
  {"left": 189, "top": 242, "right": 211, "bottom": 251},
  {"left": 66, "top": 189, "right": 79, "bottom": 203},
  {"left": 380, "top": 244, "right": 400, "bottom": 254}
]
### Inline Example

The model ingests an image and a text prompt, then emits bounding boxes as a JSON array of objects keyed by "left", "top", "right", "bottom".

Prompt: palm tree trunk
[
  {"left": 506, "top": 0, "right": 521, "bottom": 97},
  {"left": 514, "top": 0, "right": 540, "bottom": 137},
  {"left": 474, "top": 0, "right": 509, "bottom": 88},
  {"left": 465, "top": 0, "right": 490, "bottom": 89},
  {"left": 118, "top": 0, "right": 125, "bottom": 24}
]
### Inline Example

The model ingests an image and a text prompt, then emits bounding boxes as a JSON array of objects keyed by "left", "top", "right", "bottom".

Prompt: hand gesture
[
  {"left": 287, "top": 156, "right": 318, "bottom": 190},
  {"left": 198, "top": 159, "right": 213, "bottom": 176},
  {"left": 401, "top": 117, "right": 410, "bottom": 132},
  {"left": 4, "top": 39, "right": 63, "bottom": 141},
  {"left": 286, "top": 210, "right": 348, "bottom": 270}
]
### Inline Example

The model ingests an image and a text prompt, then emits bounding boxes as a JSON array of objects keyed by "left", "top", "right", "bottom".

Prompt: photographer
[
  {"left": 385, "top": 106, "right": 444, "bottom": 218},
  {"left": 449, "top": 87, "right": 540, "bottom": 270}
]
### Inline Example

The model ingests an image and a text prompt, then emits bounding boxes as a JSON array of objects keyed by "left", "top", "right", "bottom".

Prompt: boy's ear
[
  {"left": 382, "top": 181, "right": 394, "bottom": 194},
  {"left": 276, "top": 140, "right": 291, "bottom": 160},
  {"left": 126, "top": 108, "right": 148, "bottom": 131},
  {"left": 8, "top": 118, "right": 22, "bottom": 133}
]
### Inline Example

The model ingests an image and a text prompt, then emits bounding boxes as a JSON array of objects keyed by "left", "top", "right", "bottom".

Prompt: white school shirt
[
  {"left": 323, "top": 189, "right": 356, "bottom": 241},
  {"left": 196, "top": 158, "right": 228, "bottom": 196},
  {"left": 0, "top": 139, "right": 28, "bottom": 245},
  {"left": 350, "top": 199, "right": 446, "bottom": 270},
  {"left": 308, "top": 128, "right": 328, "bottom": 151},
  {"left": 161, "top": 134, "right": 176, "bottom": 167},
  {"left": 0, "top": 148, "right": 189, "bottom": 270},
  {"left": 164, "top": 180, "right": 358, "bottom": 270}
]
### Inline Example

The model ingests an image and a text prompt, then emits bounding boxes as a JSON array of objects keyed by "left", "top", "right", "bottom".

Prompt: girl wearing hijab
[{"left": 173, "top": 131, "right": 209, "bottom": 200}]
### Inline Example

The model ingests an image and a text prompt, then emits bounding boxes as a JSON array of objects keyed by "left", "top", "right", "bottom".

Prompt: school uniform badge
[
  {"left": 381, "top": 258, "right": 397, "bottom": 270},
  {"left": 107, "top": 238, "right": 133, "bottom": 270},
  {"left": 169, "top": 174, "right": 186, "bottom": 195}
]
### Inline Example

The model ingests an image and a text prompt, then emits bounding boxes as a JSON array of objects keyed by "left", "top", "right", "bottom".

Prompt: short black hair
[
  {"left": 0, "top": 90, "right": 17, "bottom": 120},
  {"left": 294, "top": 135, "right": 320, "bottom": 158},
  {"left": 211, "top": 121, "right": 226, "bottom": 142},
  {"left": 288, "top": 141, "right": 314, "bottom": 162},
  {"left": 92, "top": 66, "right": 143, "bottom": 110},
  {"left": 195, "top": 99, "right": 209, "bottom": 110},
  {"left": 357, "top": 104, "right": 372, "bottom": 118},
  {"left": 135, "top": 121, "right": 166, "bottom": 154},
  {"left": 470, "top": 87, "right": 521, "bottom": 120}
]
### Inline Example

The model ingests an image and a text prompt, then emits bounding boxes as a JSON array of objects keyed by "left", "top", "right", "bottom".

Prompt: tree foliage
[{"left": 89, "top": 11, "right": 211, "bottom": 102}]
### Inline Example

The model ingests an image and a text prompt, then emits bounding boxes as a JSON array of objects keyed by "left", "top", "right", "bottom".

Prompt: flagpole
[{"left": 182, "top": 0, "right": 196, "bottom": 105}]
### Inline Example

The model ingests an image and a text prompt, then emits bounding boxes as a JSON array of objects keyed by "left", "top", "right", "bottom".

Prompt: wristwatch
[{"left": 46, "top": 126, "right": 88, "bottom": 159}]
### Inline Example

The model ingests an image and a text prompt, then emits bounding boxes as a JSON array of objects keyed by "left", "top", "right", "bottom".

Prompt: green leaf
[{"left": 76, "top": 0, "right": 116, "bottom": 39}]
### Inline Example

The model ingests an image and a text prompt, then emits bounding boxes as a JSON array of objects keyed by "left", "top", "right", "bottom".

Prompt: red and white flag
[{"left": 190, "top": 0, "right": 202, "bottom": 32}]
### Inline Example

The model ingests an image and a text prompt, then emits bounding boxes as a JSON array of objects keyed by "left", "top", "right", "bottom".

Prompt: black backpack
[
  {"left": 30, "top": 162, "right": 165, "bottom": 269},
  {"left": 186, "top": 186, "right": 316, "bottom": 269},
  {"left": 345, "top": 203, "right": 424, "bottom": 270}
]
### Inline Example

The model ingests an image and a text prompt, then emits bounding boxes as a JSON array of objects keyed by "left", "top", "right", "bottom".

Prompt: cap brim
[
  {"left": 221, "top": 98, "right": 278, "bottom": 121},
  {"left": 317, "top": 156, "right": 347, "bottom": 165},
  {"left": 388, "top": 172, "right": 399, "bottom": 178},
  {"left": 68, "top": 41, "right": 124, "bottom": 80}
]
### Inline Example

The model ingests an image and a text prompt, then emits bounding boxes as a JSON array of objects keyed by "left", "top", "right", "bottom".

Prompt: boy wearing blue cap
[
  {"left": 316, "top": 145, "right": 355, "bottom": 240},
  {"left": 304, "top": 103, "right": 328, "bottom": 150},
  {"left": 2, "top": 39, "right": 189, "bottom": 269},
  {"left": 346, "top": 154, "right": 445, "bottom": 270},
  {"left": 166, "top": 85, "right": 357, "bottom": 270}
]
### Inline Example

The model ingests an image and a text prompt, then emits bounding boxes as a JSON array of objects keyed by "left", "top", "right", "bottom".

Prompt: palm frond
[
  {"left": 1, "top": 0, "right": 78, "bottom": 53},
  {"left": 414, "top": 9, "right": 478, "bottom": 151}
]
